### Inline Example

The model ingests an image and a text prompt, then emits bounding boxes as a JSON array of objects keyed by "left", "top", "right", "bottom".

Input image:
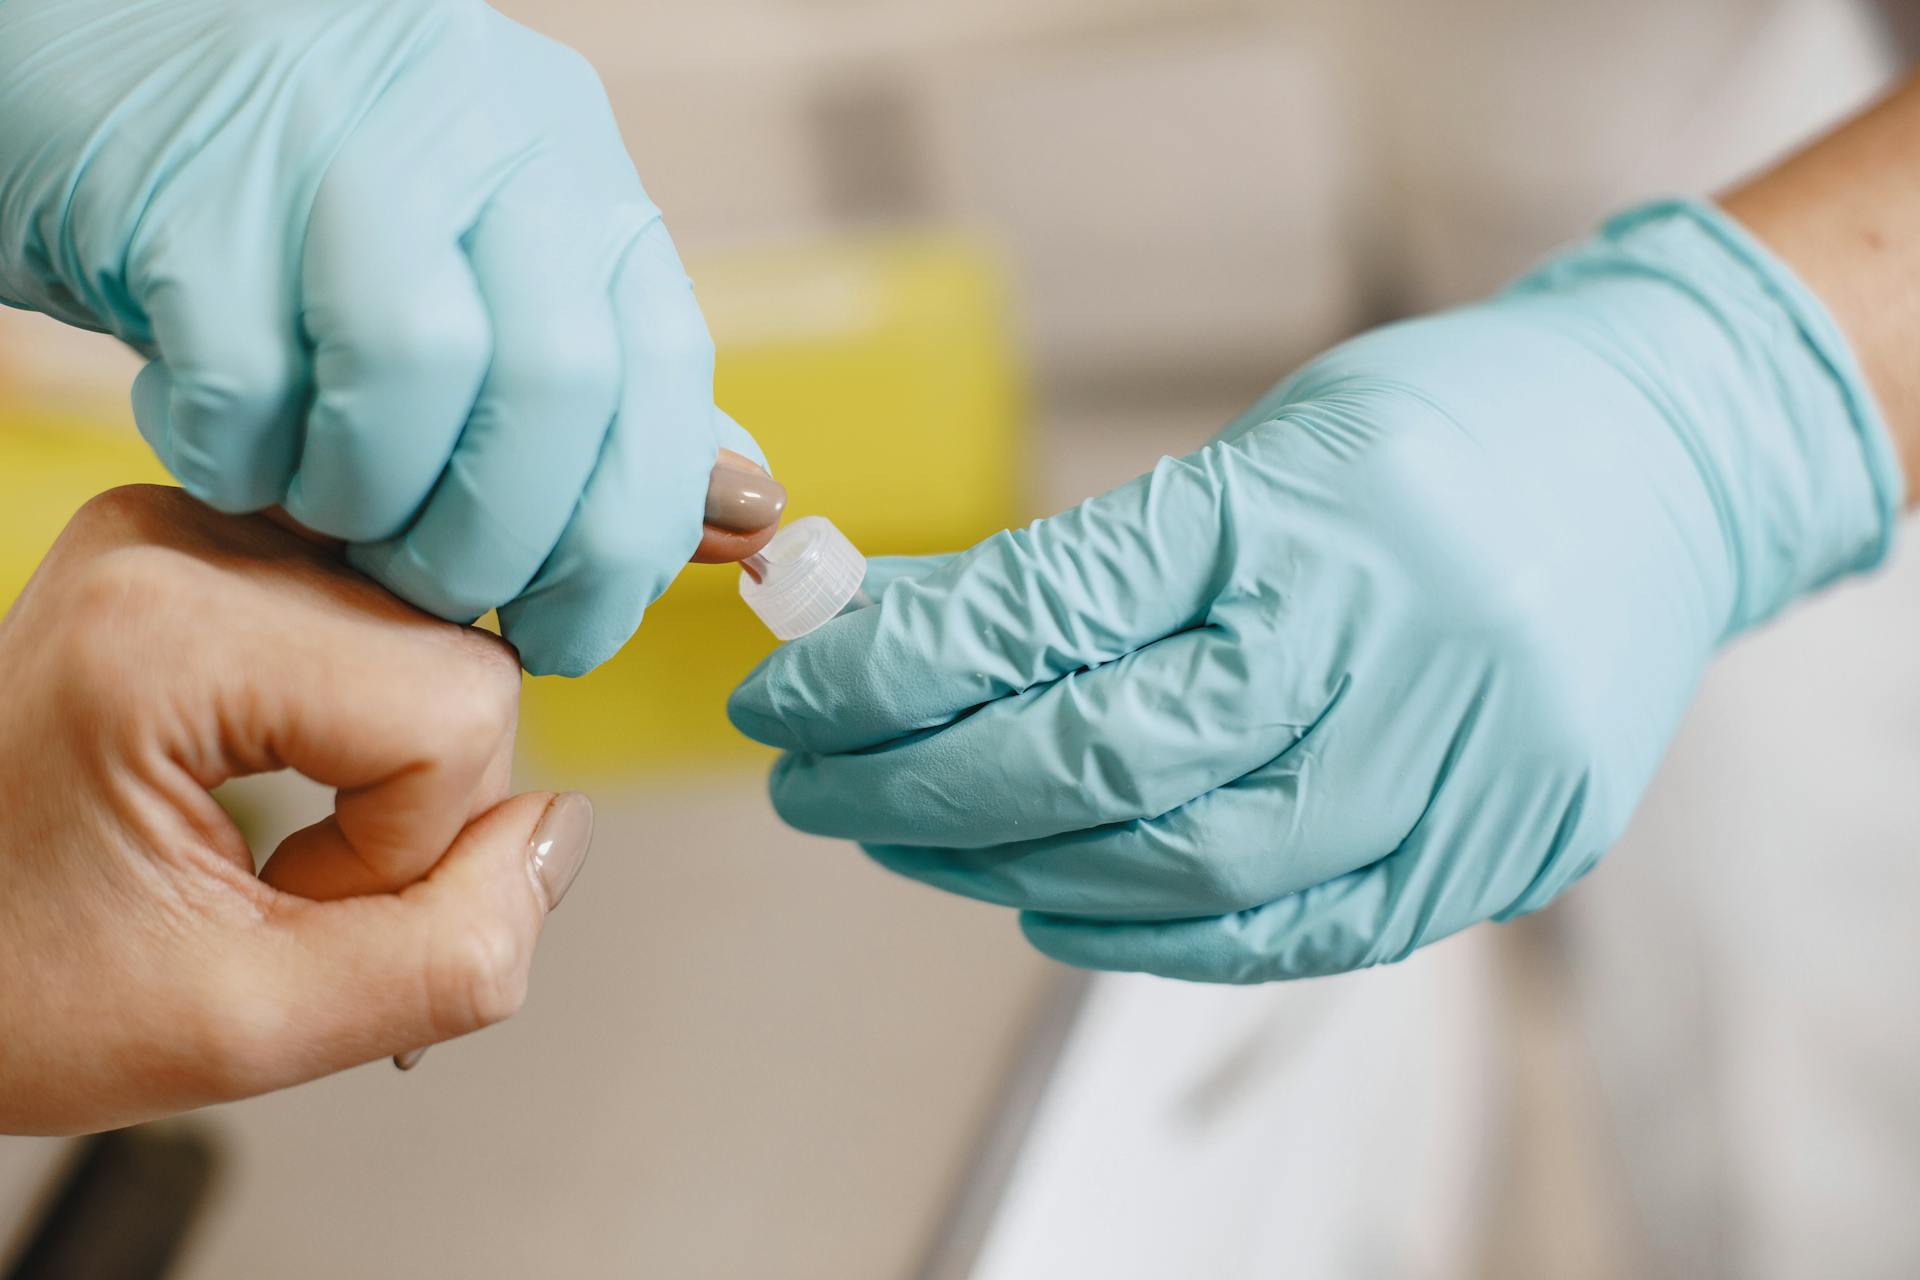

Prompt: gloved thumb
[{"left": 237, "top": 791, "right": 594, "bottom": 1088}]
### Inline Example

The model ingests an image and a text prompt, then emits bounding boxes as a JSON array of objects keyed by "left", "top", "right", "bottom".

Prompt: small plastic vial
[{"left": 739, "top": 516, "right": 870, "bottom": 640}]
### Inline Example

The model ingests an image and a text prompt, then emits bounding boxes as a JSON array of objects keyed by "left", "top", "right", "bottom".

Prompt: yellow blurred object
[
  {"left": 0, "top": 412, "right": 168, "bottom": 607},
  {"left": 0, "top": 234, "right": 1028, "bottom": 779},
  {"left": 519, "top": 233, "right": 1029, "bottom": 777}
]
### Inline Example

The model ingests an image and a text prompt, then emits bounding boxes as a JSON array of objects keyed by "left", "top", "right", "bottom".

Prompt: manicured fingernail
[
  {"left": 529, "top": 791, "right": 594, "bottom": 912},
  {"left": 705, "top": 454, "right": 787, "bottom": 533},
  {"left": 393, "top": 1048, "right": 427, "bottom": 1072}
]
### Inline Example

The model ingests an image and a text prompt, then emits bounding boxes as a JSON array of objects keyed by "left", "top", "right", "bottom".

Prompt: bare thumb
[{"left": 255, "top": 791, "right": 594, "bottom": 1082}]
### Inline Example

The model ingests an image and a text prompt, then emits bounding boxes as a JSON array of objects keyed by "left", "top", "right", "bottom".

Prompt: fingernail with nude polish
[
  {"left": 528, "top": 791, "right": 594, "bottom": 913},
  {"left": 705, "top": 455, "right": 787, "bottom": 533},
  {"left": 394, "top": 793, "right": 595, "bottom": 1072}
]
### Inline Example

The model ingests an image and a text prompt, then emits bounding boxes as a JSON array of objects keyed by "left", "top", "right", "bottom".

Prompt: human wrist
[{"left": 1721, "top": 75, "right": 1920, "bottom": 506}]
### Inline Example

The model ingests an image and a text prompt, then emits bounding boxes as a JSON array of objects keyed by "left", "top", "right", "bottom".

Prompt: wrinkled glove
[
  {"left": 729, "top": 202, "right": 1901, "bottom": 982},
  {"left": 0, "top": 0, "right": 757, "bottom": 675}
]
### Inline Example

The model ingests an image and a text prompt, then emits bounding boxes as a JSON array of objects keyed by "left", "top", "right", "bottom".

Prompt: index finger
[
  {"left": 149, "top": 514, "right": 533, "bottom": 900},
  {"left": 252, "top": 613, "right": 524, "bottom": 902}
]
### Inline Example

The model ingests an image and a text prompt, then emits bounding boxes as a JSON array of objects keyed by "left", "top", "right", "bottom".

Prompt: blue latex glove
[
  {"left": 0, "top": 0, "right": 759, "bottom": 676},
  {"left": 730, "top": 203, "right": 1902, "bottom": 982}
]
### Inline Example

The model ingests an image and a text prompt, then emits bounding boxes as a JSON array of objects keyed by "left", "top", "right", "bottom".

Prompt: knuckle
[
  {"left": 544, "top": 40, "right": 613, "bottom": 98},
  {"left": 473, "top": 628, "right": 525, "bottom": 689},
  {"left": 66, "top": 484, "right": 176, "bottom": 543},
  {"left": 430, "top": 680, "right": 517, "bottom": 771},
  {"left": 345, "top": 300, "right": 489, "bottom": 391},
  {"left": 437, "top": 918, "right": 532, "bottom": 1030},
  {"left": 455, "top": 635, "right": 524, "bottom": 735},
  {"left": 45, "top": 492, "right": 215, "bottom": 714},
  {"left": 60, "top": 546, "right": 184, "bottom": 674},
  {"left": 170, "top": 346, "right": 299, "bottom": 429}
]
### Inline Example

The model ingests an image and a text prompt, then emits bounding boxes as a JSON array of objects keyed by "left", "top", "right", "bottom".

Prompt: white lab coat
[{"left": 969, "top": 3, "right": 1915, "bottom": 1275}]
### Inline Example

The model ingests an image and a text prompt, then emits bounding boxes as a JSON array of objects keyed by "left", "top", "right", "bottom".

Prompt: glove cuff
[{"left": 1514, "top": 198, "right": 1904, "bottom": 636}]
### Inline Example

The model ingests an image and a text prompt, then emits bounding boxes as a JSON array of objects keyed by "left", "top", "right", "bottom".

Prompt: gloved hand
[
  {"left": 0, "top": 0, "right": 759, "bottom": 676},
  {"left": 729, "top": 203, "right": 1902, "bottom": 982}
]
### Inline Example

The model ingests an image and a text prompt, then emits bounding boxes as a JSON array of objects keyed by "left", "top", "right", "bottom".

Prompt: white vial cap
[{"left": 739, "top": 516, "right": 867, "bottom": 640}]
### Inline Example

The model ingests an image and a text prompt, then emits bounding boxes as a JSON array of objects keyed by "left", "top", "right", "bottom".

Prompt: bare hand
[{"left": 0, "top": 487, "right": 591, "bottom": 1135}]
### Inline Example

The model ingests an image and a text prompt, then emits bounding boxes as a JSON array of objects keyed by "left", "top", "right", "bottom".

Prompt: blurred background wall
[{"left": 0, "top": 1, "right": 1913, "bottom": 1277}]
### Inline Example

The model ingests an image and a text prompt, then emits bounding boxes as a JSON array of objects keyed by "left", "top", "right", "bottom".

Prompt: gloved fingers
[
  {"left": 858, "top": 741, "right": 1405, "bottom": 920},
  {"left": 1017, "top": 761, "right": 1556, "bottom": 982},
  {"left": 347, "top": 163, "right": 621, "bottom": 623},
  {"left": 764, "top": 627, "right": 1318, "bottom": 846},
  {"left": 1009, "top": 640, "right": 1612, "bottom": 977},
  {"left": 495, "top": 218, "right": 718, "bottom": 676},
  {"left": 728, "top": 447, "right": 1240, "bottom": 755},
  {"left": 1017, "top": 851, "right": 1424, "bottom": 983},
  {"left": 288, "top": 133, "right": 491, "bottom": 543},
  {"left": 128, "top": 209, "right": 306, "bottom": 513}
]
